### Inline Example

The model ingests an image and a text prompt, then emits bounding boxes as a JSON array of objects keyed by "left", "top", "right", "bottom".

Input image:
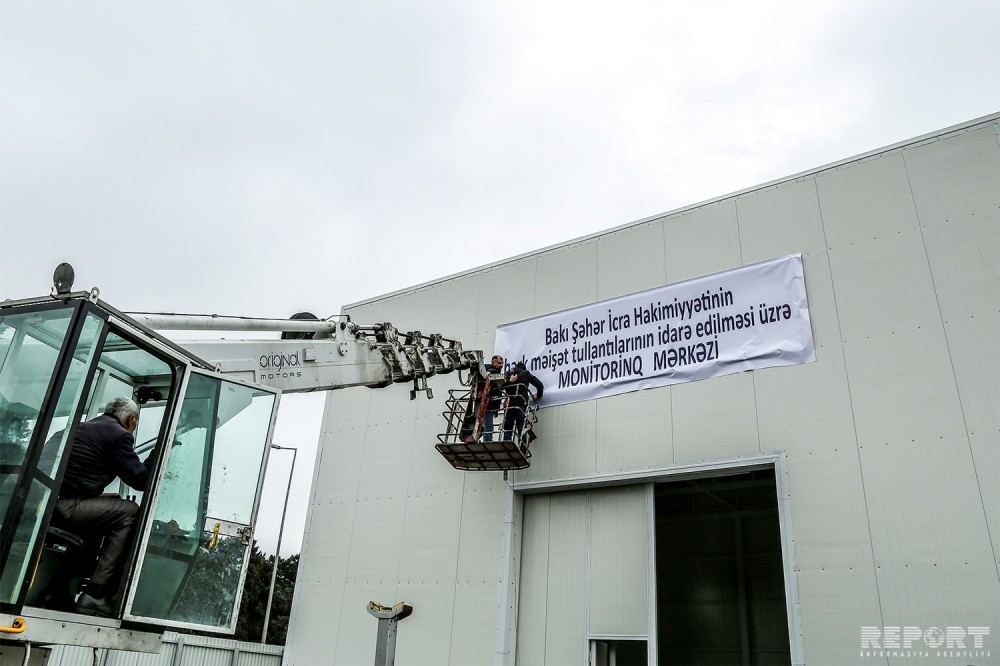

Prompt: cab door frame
[
  {"left": 0, "top": 299, "right": 108, "bottom": 611},
  {"left": 121, "top": 366, "right": 280, "bottom": 633}
]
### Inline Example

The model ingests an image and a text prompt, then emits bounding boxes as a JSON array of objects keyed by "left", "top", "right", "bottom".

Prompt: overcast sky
[{"left": 2, "top": 1, "right": 997, "bottom": 555}]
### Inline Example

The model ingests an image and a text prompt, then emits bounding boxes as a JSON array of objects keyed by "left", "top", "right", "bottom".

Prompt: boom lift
[{"left": 0, "top": 266, "right": 537, "bottom": 663}]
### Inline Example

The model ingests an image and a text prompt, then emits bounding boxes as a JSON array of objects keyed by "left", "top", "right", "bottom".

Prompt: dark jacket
[
  {"left": 485, "top": 364, "right": 507, "bottom": 409},
  {"left": 505, "top": 363, "right": 544, "bottom": 406},
  {"left": 59, "top": 414, "right": 152, "bottom": 499}
]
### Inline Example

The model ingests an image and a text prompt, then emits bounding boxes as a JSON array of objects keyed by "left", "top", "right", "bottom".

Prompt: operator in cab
[{"left": 55, "top": 397, "right": 154, "bottom": 617}]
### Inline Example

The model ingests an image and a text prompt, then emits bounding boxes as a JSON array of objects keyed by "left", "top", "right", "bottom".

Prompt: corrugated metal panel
[
  {"left": 397, "top": 491, "right": 463, "bottom": 586},
  {"left": 532, "top": 241, "right": 599, "bottom": 317},
  {"left": 355, "top": 393, "right": 420, "bottom": 505},
  {"left": 393, "top": 581, "right": 457, "bottom": 665},
  {"left": 344, "top": 491, "right": 408, "bottom": 585},
  {"left": 782, "top": 447, "right": 881, "bottom": 662},
  {"left": 520, "top": 399, "right": 597, "bottom": 483},
  {"left": 516, "top": 494, "right": 551, "bottom": 665},
  {"left": 409, "top": 274, "right": 482, "bottom": 344},
  {"left": 902, "top": 125, "right": 1000, "bottom": 575},
  {"left": 285, "top": 399, "right": 363, "bottom": 665},
  {"left": 596, "top": 221, "right": 667, "bottom": 301},
  {"left": 588, "top": 485, "right": 648, "bottom": 636},
  {"left": 322, "top": 389, "right": 374, "bottom": 503},
  {"left": 671, "top": 371, "right": 758, "bottom": 464},
  {"left": 47, "top": 644, "right": 108, "bottom": 666},
  {"left": 375, "top": 275, "right": 482, "bottom": 358},
  {"left": 816, "top": 151, "right": 1000, "bottom": 629},
  {"left": 661, "top": 199, "right": 755, "bottom": 464},
  {"left": 333, "top": 582, "right": 395, "bottom": 665},
  {"left": 238, "top": 650, "right": 285, "bottom": 666},
  {"left": 735, "top": 176, "right": 828, "bottom": 266},
  {"left": 288, "top": 263, "right": 497, "bottom": 665},
  {"left": 734, "top": 174, "right": 882, "bottom": 662},
  {"left": 475, "top": 258, "right": 538, "bottom": 352},
  {"left": 285, "top": 388, "right": 371, "bottom": 663},
  {"left": 595, "top": 387, "right": 672, "bottom": 473},
  {"left": 454, "top": 474, "right": 507, "bottom": 584},
  {"left": 169, "top": 644, "right": 226, "bottom": 666},
  {"left": 663, "top": 199, "right": 742, "bottom": 284},
  {"left": 374, "top": 290, "right": 432, "bottom": 335},
  {"left": 342, "top": 299, "right": 385, "bottom": 326},
  {"left": 542, "top": 492, "right": 588, "bottom": 665},
  {"left": 48, "top": 635, "right": 282, "bottom": 666},
  {"left": 450, "top": 580, "right": 501, "bottom": 665},
  {"left": 736, "top": 178, "right": 853, "bottom": 452},
  {"left": 400, "top": 402, "right": 464, "bottom": 499}
]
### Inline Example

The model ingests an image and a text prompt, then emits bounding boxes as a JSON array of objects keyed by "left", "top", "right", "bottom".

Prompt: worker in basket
[
  {"left": 502, "top": 361, "right": 543, "bottom": 446},
  {"left": 481, "top": 355, "right": 507, "bottom": 442}
]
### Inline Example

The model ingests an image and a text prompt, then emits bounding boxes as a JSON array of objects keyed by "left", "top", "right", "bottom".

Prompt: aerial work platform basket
[{"left": 436, "top": 372, "right": 538, "bottom": 472}]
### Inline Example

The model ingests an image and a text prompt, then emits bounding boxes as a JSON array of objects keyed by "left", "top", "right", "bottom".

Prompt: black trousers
[
  {"left": 503, "top": 405, "right": 527, "bottom": 444},
  {"left": 55, "top": 496, "right": 139, "bottom": 595}
]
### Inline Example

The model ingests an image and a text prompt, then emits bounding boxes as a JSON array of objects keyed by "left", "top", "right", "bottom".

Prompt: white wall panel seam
[
  {"left": 446, "top": 472, "right": 468, "bottom": 666},
  {"left": 495, "top": 485, "right": 520, "bottom": 666},
  {"left": 734, "top": 198, "right": 766, "bottom": 457},
  {"left": 584, "top": 490, "right": 592, "bottom": 664},
  {"left": 283, "top": 394, "right": 332, "bottom": 666},
  {"left": 751, "top": 374, "right": 763, "bottom": 456},
  {"left": 645, "top": 484, "right": 657, "bottom": 666},
  {"left": 543, "top": 496, "right": 551, "bottom": 662},
  {"left": 775, "top": 453, "right": 806, "bottom": 665},
  {"left": 735, "top": 188, "right": 746, "bottom": 267},
  {"left": 529, "top": 253, "right": 539, "bottom": 318},
  {"left": 900, "top": 148, "right": 1000, "bottom": 584},
  {"left": 669, "top": 385, "right": 675, "bottom": 467},
  {"left": 811, "top": 177, "right": 889, "bottom": 640},
  {"left": 333, "top": 393, "right": 377, "bottom": 645}
]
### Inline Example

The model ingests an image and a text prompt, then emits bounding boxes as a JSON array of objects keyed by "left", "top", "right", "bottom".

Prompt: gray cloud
[{"left": 2, "top": 0, "right": 997, "bottom": 552}]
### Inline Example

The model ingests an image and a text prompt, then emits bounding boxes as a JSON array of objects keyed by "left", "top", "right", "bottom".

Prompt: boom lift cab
[
  {"left": 0, "top": 289, "right": 280, "bottom": 651},
  {"left": 0, "top": 266, "right": 541, "bottom": 661}
]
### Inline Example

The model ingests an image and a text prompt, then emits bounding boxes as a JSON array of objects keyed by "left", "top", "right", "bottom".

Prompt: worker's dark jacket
[
  {"left": 59, "top": 414, "right": 152, "bottom": 499},
  {"left": 485, "top": 366, "right": 507, "bottom": 409},
  {"left": 505, "top": 365, "right": 544, "bottom": 408}
]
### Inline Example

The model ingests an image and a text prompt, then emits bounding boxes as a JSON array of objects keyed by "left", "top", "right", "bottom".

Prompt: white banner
[{"left": 494, "top": 254, "right": 815, "bottom": 408}]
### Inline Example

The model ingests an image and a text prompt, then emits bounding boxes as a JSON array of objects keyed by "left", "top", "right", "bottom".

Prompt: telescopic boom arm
[{"left": 127, "top": 312, "right": 486, "bottom": 398}]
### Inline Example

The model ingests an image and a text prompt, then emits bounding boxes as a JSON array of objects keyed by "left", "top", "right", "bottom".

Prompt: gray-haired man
[{"left": 55, "top": 397, "right": 154, "bottom": 617}]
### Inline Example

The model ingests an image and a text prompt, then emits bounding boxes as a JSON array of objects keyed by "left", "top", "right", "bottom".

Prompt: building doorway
[{"left": 655, "top": 469, "right": 791, "bottom": 664}]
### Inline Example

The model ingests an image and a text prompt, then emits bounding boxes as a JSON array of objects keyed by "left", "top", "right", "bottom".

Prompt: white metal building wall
[{"left": 284, "top": 114, "right": 1000, "bottom": 665}]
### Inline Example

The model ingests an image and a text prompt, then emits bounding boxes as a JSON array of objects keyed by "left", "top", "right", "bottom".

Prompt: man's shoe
[{"left": 75, "top": 593, "right": 113, "bottom": 618}]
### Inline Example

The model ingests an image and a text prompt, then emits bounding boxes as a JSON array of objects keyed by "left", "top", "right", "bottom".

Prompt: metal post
[
  {"left": 262, "top": 444, "right": 297, "bottom": 644},
  {"left": 367, "top": 601, "right": 413, "bottom": 666}
]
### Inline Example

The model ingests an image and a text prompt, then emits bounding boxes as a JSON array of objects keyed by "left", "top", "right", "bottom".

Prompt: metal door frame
[{"left": 496, "top": 452, "right": 805, "bottom": 666}]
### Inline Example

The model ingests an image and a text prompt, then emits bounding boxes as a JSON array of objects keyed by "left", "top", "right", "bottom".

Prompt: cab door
[
  {"left": 123, "top": 368, "right": 279, "bottom": 633},
  {"left": 0, "top": 301, "right": 107, "bottom": 611}
]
